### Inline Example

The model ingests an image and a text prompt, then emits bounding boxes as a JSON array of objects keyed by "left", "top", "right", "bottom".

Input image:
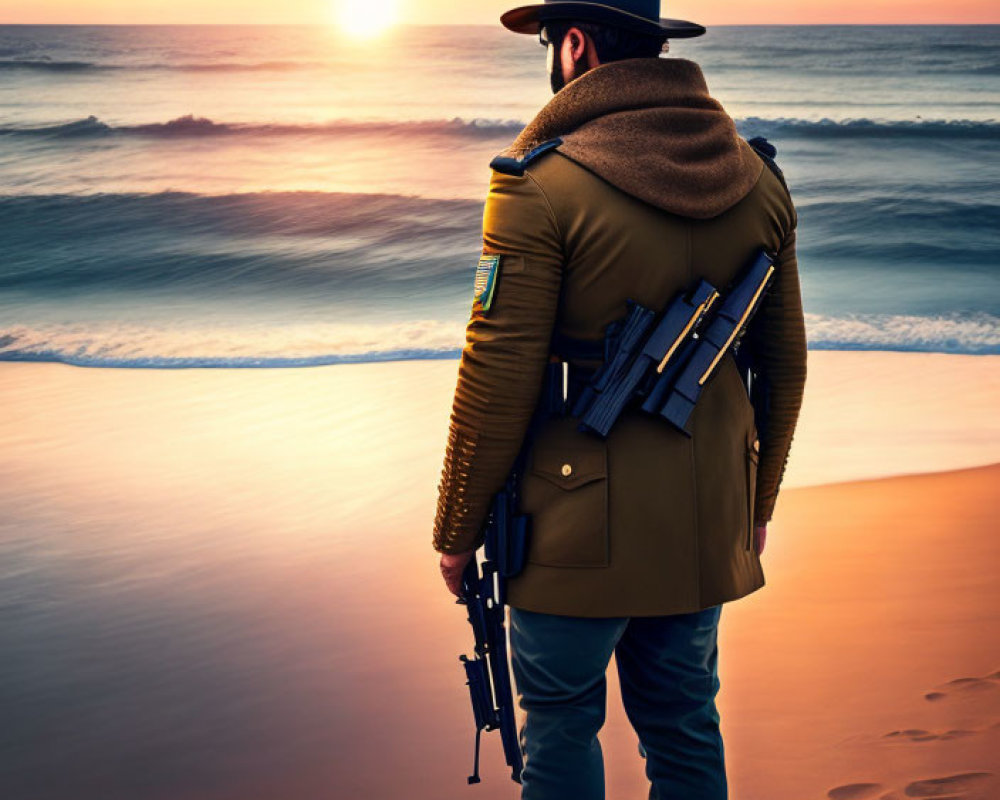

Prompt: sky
[{"left": 2, "top": 0, "right": 998, "bottom": 25}]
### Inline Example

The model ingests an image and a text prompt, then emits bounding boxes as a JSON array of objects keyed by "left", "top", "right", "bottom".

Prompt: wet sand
[
  {"left": 0, "top": 351, "right": 997, "bottom": 799},
  {"left": 705, "top": 462, "right": 1000, "bottom": 800}
]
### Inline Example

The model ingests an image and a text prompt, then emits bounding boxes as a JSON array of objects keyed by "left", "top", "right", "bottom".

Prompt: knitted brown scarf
[{"left": 499, "top": 56, "right": 764, "bottom": 219}]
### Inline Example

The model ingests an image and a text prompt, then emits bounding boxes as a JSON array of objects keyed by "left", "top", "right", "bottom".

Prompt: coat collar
[{"left": 499, "top": 57, "right": 764, "bottom": 219}]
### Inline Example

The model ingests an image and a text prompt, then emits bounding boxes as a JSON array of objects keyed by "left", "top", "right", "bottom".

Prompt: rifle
[
  {"left": 455, "top": 469, "right": 529, "bottom": 785},
  {"left": 653, "top": 249, "right": 776, "bottom": 435},
  {"left": 563, "top": 248, "right": 776, "bottom": 439},
  {"left": 571, "top": 279, "right": 719, "bottom": 437}
]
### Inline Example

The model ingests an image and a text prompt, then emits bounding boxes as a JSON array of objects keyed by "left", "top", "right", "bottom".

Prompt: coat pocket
[
  {"left": 519, "top": 417, "right": 609, "bottom": 568},
  {"left": 745, "top": 432, "right": 760, "bottom": 552}
]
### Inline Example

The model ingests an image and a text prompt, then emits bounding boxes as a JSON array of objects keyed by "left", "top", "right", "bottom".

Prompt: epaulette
[
  {"left": 745, "top": 135, "right": 789, "bottom": 195},
  {"left": 489, "top": 137, "right": 563, "bottom": 177}
]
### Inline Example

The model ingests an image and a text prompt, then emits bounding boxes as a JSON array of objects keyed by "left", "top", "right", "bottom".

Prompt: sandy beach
[{"left": 1, "top": 349, "right": 998, "bottom": 799}]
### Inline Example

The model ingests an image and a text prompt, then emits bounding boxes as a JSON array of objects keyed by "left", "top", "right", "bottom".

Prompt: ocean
[{"left": 1, "top": 23, "right": 998, "bottom": 366}]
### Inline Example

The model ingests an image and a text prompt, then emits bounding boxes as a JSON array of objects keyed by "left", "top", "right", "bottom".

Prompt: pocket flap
[
  {"left": 520, "top": 415, "right": 610, "bottom": 568},
  {"left": 528, "top": 418, "right": 607, "bottom": 490}
]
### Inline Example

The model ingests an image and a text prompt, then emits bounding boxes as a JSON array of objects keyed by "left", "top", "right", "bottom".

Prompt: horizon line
[{"left": 2, "top": 21, "right": 998, "bottom": 27}]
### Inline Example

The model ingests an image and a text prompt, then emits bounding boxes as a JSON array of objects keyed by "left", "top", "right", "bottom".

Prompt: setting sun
[{"left": 336, "top": 0, "right": 398, "bottom": 38}]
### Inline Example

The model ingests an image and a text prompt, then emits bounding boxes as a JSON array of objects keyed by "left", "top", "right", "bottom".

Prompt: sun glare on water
[{"left": 336, "top": 0, "right": 398, "bottom": 39}]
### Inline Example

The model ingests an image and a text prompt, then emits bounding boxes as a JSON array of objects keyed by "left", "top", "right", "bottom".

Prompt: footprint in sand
[
  {"left": 938, "top": 729, "right": 977, "bottom": 740},
  {"left": 883, "top": 727, "right": 978, "bottom": 742},
  {"left": 902, "top": 771, "right": 994, "bottom": 798},
  {"left": 944, "top": 677, "right": 996, "bottom": 692},
  {"left": 827, "top": 783, "right": 883, "bottom": 800},
  {"left": 884, "top": 728, "right": 935, "bottom": 742},
  {"left": 925, "top": 671, "right": 1000, "bottom": 700}
]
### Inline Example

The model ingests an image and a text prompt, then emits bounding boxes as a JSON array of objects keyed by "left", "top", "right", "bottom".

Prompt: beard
[{"left": 549, "top": 52, "right": 587, "bottom": 94}]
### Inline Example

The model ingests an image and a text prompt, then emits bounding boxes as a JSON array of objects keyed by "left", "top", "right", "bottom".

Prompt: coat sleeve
[
  {"left": 749, "top": 218, "right": 808, "bottom": 526},
  {"left": 432, "top": 167, "right": 564, "bottom": 555}
]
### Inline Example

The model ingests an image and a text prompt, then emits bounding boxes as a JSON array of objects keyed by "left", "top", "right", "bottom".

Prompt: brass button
[{"left": 561, "top": 463, "right": 573, "bottom": 477}]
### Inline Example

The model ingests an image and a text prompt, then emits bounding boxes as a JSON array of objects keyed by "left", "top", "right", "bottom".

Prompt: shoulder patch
[
  {"left": 473, "top": 253, "right": 501, "bottom": 312},
  {"left": 489, "top": 137, "right": 563, "bottom": 177}
]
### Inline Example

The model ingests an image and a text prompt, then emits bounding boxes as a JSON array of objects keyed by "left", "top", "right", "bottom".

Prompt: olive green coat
[{"left": 433, "top": 57, "right": 808, "bottom": 617}]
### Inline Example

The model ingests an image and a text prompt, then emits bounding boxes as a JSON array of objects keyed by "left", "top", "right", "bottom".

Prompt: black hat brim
[{"left": 500, "top": 2, "right": 706, "bottom": 38}]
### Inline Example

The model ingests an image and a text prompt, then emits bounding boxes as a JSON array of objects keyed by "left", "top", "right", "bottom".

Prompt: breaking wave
[
  {"left": 2, "top": 114, "right": 997, "bottom": 141},
  {"left": 1, "top": 313, "right": 996, "bottom": 369},
  {"left": 0, "top": 114, "right": 526, "bottom": 139}
]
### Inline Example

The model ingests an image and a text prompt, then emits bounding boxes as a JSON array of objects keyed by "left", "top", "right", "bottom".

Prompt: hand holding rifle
[{"left": 440, "top": 550, "right": 475, "bottom": 597}]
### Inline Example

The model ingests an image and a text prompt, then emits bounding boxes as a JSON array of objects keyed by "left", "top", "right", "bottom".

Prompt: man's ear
[
  {"left": 564, "top": 26, "right": 599, "bottom": 68},
  {"left": 564, "top": 26, "right": 587, "bottom": 63}
]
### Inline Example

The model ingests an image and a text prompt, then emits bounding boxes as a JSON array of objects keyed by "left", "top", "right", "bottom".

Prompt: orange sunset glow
[{"left": 2, "top": 0, "right": 998, "bottom": 24}]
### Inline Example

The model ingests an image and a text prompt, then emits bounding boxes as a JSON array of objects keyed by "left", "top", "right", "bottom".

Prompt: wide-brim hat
[{"left": 500, "top": 0, "right": 706, "bottom": 38}]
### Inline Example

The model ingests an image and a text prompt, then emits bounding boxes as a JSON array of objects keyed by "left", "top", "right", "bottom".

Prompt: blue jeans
[{"left": 508, "top": 604, "right": 726, "bottom": 800}]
